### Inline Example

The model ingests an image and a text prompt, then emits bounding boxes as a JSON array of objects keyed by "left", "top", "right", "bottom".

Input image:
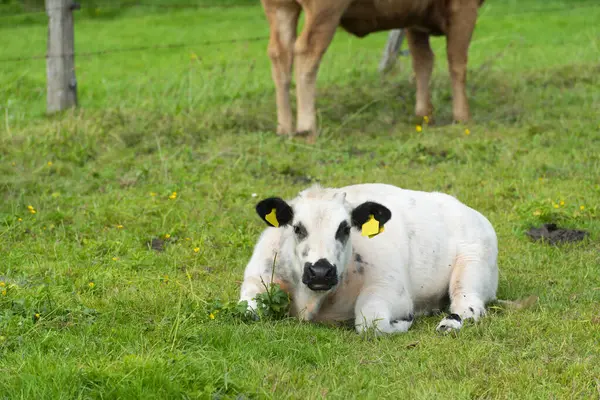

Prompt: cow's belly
[{"left": 340, "top": 0, "right": 447, "bottom": 37}]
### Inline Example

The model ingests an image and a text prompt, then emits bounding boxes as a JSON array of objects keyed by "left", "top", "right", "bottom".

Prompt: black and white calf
[{"left": 240, "top": 184, "right": 499, "bottom": 334}]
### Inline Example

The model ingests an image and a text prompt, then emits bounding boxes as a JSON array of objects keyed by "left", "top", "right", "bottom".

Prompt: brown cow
[{"left": 261, "top": 0, "right": 484, "bottom": 141}]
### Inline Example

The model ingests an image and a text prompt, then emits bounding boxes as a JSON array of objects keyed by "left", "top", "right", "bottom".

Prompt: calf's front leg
[{"left": 354, "top": 284, "right": 414, "bottom": 335}]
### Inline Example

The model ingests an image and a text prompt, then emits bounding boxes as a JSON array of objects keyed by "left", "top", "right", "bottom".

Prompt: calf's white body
[{"left": 240, "top": 183, "right": 498, "bottom": 334}]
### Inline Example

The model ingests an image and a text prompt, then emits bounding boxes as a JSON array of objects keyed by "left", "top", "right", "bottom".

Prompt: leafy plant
[
  {"left": 206, "top": 254, "right": 291, "bottom": 322},
  {"left": 253, "top": 282, "right": 290, "bottom": 320}
]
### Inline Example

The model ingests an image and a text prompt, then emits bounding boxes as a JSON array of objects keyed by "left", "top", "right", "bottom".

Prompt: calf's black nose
[{"left": 302, "top": 258, "right": 338, "bottom": 291}]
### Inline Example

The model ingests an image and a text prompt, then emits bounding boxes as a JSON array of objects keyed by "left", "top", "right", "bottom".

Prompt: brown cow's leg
[
  {"left": 263, "top": 1, "right": 301, "bottom": 136},
  {"left": 446, "top": 0, "right": 479, "bottom": 122},
  {"left": 294, "top": 3, "right": 350, "bottom": 142},
  {"left": 406, "top": 29, "right": 434, "bottom": 121}
]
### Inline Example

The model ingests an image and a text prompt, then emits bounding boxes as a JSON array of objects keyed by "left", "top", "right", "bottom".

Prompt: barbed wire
[
  {"left": 0, "top": 1, "right": 259, "bottom": 17},
  {"left": 479, "top": 1, "right": 599, "bottom": 18},
  {"left": 1, "top": 0, "right": 598, "bottom": 17},
  {"left": 0, "top": 1, "right": 598, "bottom": 64},
  {"left": 0, "top": 36, "right": 269, "bottom": 64}
]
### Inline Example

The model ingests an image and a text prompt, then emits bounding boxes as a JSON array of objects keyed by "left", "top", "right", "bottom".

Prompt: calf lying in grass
[{"left": 240, "top": 184, "right": 499, "bottom": 334}]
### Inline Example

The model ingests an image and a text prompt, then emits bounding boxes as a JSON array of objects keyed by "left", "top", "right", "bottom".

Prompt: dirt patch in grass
[{"left": 526, "top": 223, "right": 589, "bottom": 245}]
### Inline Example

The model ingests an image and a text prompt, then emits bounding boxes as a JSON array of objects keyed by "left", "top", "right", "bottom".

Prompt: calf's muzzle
[{"left": 302, "top": 259, "right": 338, "bottom": 291}]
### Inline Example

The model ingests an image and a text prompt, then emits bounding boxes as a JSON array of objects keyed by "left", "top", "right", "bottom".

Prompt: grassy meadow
[{"left": 1, "top": 0, "right": 599, "bottom": 398}]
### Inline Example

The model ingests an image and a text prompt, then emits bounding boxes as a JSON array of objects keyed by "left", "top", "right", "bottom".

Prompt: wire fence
[
  {"left": 0, "top": 0, "right": 597, "bottom": 120},
  {"left": 1, "top": 0, "right": 598, "bottom": 66},
  {"left": 0, "top": 1, "right": 259, "bottom": 17},
  {"left": 0, "top": 36, "right": 270, "bottom": 64}
]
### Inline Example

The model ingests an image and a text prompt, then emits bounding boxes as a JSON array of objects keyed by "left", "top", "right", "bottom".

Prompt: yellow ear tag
[
  {"left": 361, "top": 215, "right": 380, "bottom": 238},
  {"left": 369, "top": 224, "right": 385, "bottom": 239},
  {"left": 265, "top": 208, "right": 279, "bottom": 227}
]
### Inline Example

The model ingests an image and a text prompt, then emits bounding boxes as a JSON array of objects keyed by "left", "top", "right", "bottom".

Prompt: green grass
[{"left": 1, "top": 0, "right": 600, "bottom": 398}]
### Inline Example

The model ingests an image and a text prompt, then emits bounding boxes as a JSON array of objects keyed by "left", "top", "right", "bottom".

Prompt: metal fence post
[
  {"left": 379, "top": 29, "right": 407, "bottom": 74},
  {"left": 46, "top": 0, "right": 79, "bottom": 113}
]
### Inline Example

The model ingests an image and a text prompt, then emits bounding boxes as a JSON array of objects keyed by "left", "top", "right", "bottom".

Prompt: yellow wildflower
[
  {"left": 169, "top": 192, "right": 177, "bottom": 200},
  {"left": 47, "top": 161, "right": 53, "bottom": 167},
  {"left": 465, "top": 129, "right": 471, "bottom": 135},
  {"left": 164, "top": 234, "right": 171, "bottom": 239},
  {"left": 112, "top": 257, "right": 119, "bottom": 261},
  {"left": 34, "top": 313, "right": 40, "bottom": 319},
  {"left": 193, "top": 247, "right": 200, "bottom": 253},
  {"left": 209, "top": 313, "right": 215, "bottom": 320},
  {"left": 88, "top": 282, "right": 95, "bottom": 288},
  {"left": 559, "top": 200, "right": 565, "bottom": 207},
  {"left": 116, "top": 224, "right": 124, "bottom": 229},
  {"left": 553, "top": 204, "right": 559, "bottom": 209},
  {"left": 533, "top": 210, "right": 541, "bottom": 216},
  {"left": 163, "top": 275, "right": 169, "bottom": 283},
  {"left": 150, "top": 192, "right": 157, "bottom": 197},
  {"left": 0, "top": 282, "right": 5, "bottom": 287},
  {"left": 423, "top": 116, "right": 430, "bottom": 124},
  {"left": 416, "top": 125, "right": 422, "bottom": 133},
  {"left": 1, "top": 290, "right": 6, "bottom": 296},
  {"left": 18, "top": 218, "right": 22, "bottom": 222},
  {"left": 580, "top": 205, "right": 585, "bottom": 211}
]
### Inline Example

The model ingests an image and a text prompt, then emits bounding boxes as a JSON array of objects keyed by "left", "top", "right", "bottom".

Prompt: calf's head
[{"left": 255, "top": 191, "right": 391, "bottom": 292}]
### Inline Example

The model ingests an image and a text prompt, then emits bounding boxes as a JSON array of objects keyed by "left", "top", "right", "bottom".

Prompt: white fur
[{"left": 239, "top": 183, "right": 499, "bottom": 335}]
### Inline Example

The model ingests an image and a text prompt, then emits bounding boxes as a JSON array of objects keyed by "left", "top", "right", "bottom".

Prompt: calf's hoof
[{"left": 436, "top": 313, "right": 463, "bottom": 333}]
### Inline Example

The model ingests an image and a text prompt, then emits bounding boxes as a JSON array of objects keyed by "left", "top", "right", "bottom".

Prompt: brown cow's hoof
[
  {"left": 414, "top": 114, "right": 434, "bottom": 126},
  {"left": 294, "top": 130, "right": 317, "bottom": 144},
  {"left": 277, "top": 126, "right": 293, "bottom": 136},
  {"left": 452, "top": 112, "right": 470, "bottom": 123}
]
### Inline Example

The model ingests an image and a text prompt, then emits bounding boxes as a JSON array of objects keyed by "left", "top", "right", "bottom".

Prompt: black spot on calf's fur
[
  {"left": 447, "top": 313, "right": 462, "bottom": 322},
  {"left": 391, "top": 313, "right": 414, "bottom": 324}
]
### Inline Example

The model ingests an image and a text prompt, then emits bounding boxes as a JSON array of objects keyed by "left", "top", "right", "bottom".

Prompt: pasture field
[{"left": 1, "top": 0, "right": 599, "bottom": 398}]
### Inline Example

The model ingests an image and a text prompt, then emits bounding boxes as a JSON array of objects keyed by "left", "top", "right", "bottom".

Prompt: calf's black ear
[
  {"left": 255, "top": 197, "right": 294, "bottom": 227},
  {"left": 351, "top": 201, "right": 392, "bottom": 238}
]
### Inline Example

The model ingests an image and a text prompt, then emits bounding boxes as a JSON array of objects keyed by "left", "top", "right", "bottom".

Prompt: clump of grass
[
  {"left": 207, "top": 254, "right": 290, "bottom": 322},
  {"left": 253, "top": 282, "right": 290, "bottom": 320}
]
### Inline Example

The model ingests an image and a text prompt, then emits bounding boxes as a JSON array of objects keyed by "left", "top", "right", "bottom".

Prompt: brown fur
[
  {"left": 311, "top": 257, "right": 366, "bottom": 322},
  {"left": 261, "top": 0, "right": 483, "bottom": 141}
]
